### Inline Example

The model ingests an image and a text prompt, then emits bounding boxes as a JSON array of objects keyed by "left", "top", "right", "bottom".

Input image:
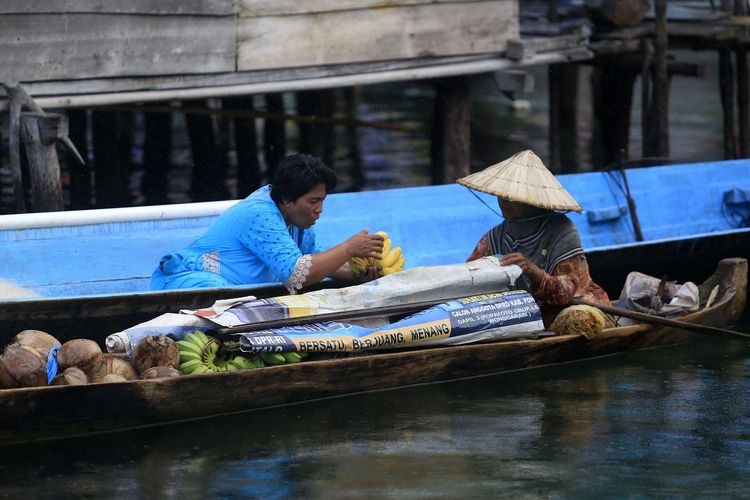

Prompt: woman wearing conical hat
[{"left": 459, "top": 150, "right": 609, "bottom": 327}]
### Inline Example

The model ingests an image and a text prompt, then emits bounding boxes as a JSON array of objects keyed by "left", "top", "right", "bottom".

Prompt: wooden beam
[
  {"left": 237, "top": 1, "right": 517, "bottom": 71},
  {"left": 238, "top": 0, "right": 491, "bottom": 17},
  {"left": 0, "top": 13, "right": 235, "bottom": 82},
  {"left": 506, "top": 31, "right": 588, "bottom": 61},
  {"left": 0, "top": 1, "right": 234, "bottom": 15}
]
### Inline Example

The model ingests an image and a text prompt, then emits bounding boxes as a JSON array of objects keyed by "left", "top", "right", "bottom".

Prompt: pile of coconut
[{"left": 0, "top": 330, "right": 183, "bottom": 389}]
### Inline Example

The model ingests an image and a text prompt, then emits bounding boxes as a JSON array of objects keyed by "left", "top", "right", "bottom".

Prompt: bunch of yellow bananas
[
  {"left": 177, "top": 331, "right": 305, "bottom": 374},
  {"left": 348, "top": 231, "right": 406, "bottom": 277}
]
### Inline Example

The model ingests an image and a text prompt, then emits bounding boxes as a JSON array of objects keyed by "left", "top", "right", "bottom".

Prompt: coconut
[
  {"left": 140, "top": 366, "right": 183, "bottom": 379},
  {"left": 51, "top": 367, "right": 88, "bottom": 386},
  {"left": 98, "top": 354, "right": 139, "bottom": 381},
  {"left": 132, "top": 335, "right": 180, "bottom": 374},
  {"left": 12, "top": 330, "right": 60, "bottom": 357},
  {"left": 57, "top": 339, "right": 104, "bottom": 377},
  {"left": 0, "top": 358, "right": 16, "bottom": 389},
  {"left": 91, "top": 373, "right": 127, "bottom": 384},
  {"left": 1, "top": 344, "right": 47, "bottom": 388}
]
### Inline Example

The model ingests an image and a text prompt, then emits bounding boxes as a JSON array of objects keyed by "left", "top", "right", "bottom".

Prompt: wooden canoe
[
  {"left": 0, "top": 258, "right": 745, "bottom": 445},
  {"left": 0, "top": 159, "right": 748, "bottom": 342}
]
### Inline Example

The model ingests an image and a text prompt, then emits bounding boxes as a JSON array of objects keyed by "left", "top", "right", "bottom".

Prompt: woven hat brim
[{"left": 457, "top": 150, "right": 583, "bottom": 212}]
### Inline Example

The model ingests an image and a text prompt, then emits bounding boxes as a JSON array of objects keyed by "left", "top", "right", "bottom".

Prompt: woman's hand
[
  {"left": 354, "top": 263, "right": 381, "bottom": 283},
  {"left": 500, "top": 252, "right": 546, "bottom": 287},
  {"left": 345, "top": 230, "right": 384, "bottom": 258}
]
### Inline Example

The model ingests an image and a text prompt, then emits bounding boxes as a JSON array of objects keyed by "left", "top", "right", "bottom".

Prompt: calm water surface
[{"left": 1, "top": 320, "right": 748, "bottom": 498}]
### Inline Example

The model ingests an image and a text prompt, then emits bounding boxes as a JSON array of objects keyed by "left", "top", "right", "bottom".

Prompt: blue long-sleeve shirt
[{"left": 150, "top": 185, "right": 319, "bottom": 291}]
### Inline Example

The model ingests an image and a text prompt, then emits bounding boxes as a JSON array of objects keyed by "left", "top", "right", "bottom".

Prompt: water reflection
[{"left": 0, "top": 335, "right": 748, "bottom": 497}]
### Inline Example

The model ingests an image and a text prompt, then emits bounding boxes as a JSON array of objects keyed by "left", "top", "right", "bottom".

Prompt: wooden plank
[
  {"left": 0, "top": 0, "right": 234, "bottom": 15},
  {"left": 11, "top": 54, "right": 505, "bottom": 98},
  {"left": 237, "top": 1, "right": 518, "bottom": 71},
  {"left": 507, "top": 32, "right": 588, "bottom": 61},
  {"left": 238, "top": 0, "right": 489, "bottom": 18},
  {"left": 0, "top": 14, "right": 235, "bottom": 82}
]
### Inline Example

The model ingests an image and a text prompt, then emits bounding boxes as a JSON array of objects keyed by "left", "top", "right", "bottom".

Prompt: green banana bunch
[
  {"left": 177, "top": 331, "right": 307, "bottom": 374},
  {"left": 348, "top": 231, "right": 405, "bottom": 276}
]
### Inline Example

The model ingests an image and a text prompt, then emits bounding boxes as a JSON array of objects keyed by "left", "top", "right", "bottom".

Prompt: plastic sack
[
  {"left": 615, "top": 271, "right": 699, "bottom": 325},
  {"left": 236, "top": 290, "right": 544, "bottom": 354},
  {"left": 107, "top": 257, "right": 522, "bottom": 353}
]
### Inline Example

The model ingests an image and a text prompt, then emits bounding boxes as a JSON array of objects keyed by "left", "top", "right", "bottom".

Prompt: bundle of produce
[
  {"left": 348, "top": 231, "right": 405, "bottom": 276},
  {"left": 550, "top": 305, "right": 614, "bottom": 339},
  {"left": 177, "top": 331, "right": 304, "bottom": 375}
]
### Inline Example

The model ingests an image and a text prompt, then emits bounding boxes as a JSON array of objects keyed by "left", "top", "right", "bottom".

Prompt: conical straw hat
[{"left": 457, "top": 150, "right": 583, "bottom": 212}]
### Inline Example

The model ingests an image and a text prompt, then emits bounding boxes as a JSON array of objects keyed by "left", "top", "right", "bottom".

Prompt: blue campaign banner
[{"left": 236, "top": 291, "right": 543, "bottom": 354}]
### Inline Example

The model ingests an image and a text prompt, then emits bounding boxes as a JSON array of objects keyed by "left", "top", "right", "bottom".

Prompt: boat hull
[{"left": 0, "top": 258, "right": 744, "bottom": 445}]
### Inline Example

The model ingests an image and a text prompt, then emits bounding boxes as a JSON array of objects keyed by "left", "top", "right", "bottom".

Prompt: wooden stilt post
[
  {"left": 591, "top": 63, "right": 636, "bottom": 168},
  {"left": 344, "top": 86, "right": 365, "bottom": 191},
  {"left": 549, "top": 63, "right": 579, "bottom": 173},
  {"left": 641, "top": 38, "right": 654, "bottom": 157},
  {"left": 297, "top": 89, "right": 336, "bottom": 167},
  {"left": 92, "top": 109, "right": 132, "bottom": 207},
  {"left": 19, "top": 112, "right": 64, "bottom": 212},
  {"left": 185, "top": 99, "right": 226, "bottom": 201},
  {"left": 652, "top": 0, "right": 670, "bottom": 157},
  {"left": 141, "top": 104, "right": 173, "bottom": 204},
  {"left": 225, "top": 96, "right": 260, "bottom": 198},
  {"left": 2, "top": 82, "right": 43, "bottom": 213},
  {"left": 719, "top": 49, "right": 738, "bottom": 159},
  {"left": 3, "top": 82, "right": 84, "bottom": 213},
  {"left": 430, "top": 76, "right": 471, "bottom": 184},
  {"left": 66, "top": 109, "right": 91, "bottom": 208},
  {"left": 736, "top": 47, "right": 750, "bottom": 157},
  {"left": 264, "top": 93, "right": 286, "bottom": 178}
]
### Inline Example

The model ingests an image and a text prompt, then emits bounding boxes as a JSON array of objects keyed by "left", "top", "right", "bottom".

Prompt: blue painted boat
[{"left": 0, "top": 159, "right": 747, "bottom": 340}]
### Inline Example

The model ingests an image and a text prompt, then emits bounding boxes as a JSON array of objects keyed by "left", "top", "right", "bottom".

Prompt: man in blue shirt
[{"left": 151, "top": 154, "right": 384, "bottom": 293}]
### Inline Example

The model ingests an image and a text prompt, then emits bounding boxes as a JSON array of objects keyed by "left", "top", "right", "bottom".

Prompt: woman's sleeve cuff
[{"left": 284, "top": 254, "right": 313, "bottom": 294}]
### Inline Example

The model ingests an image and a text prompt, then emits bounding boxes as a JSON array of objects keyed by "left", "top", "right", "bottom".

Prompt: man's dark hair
[{"left": 270, "top": 154, "right": 337, "bottom": 204}]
